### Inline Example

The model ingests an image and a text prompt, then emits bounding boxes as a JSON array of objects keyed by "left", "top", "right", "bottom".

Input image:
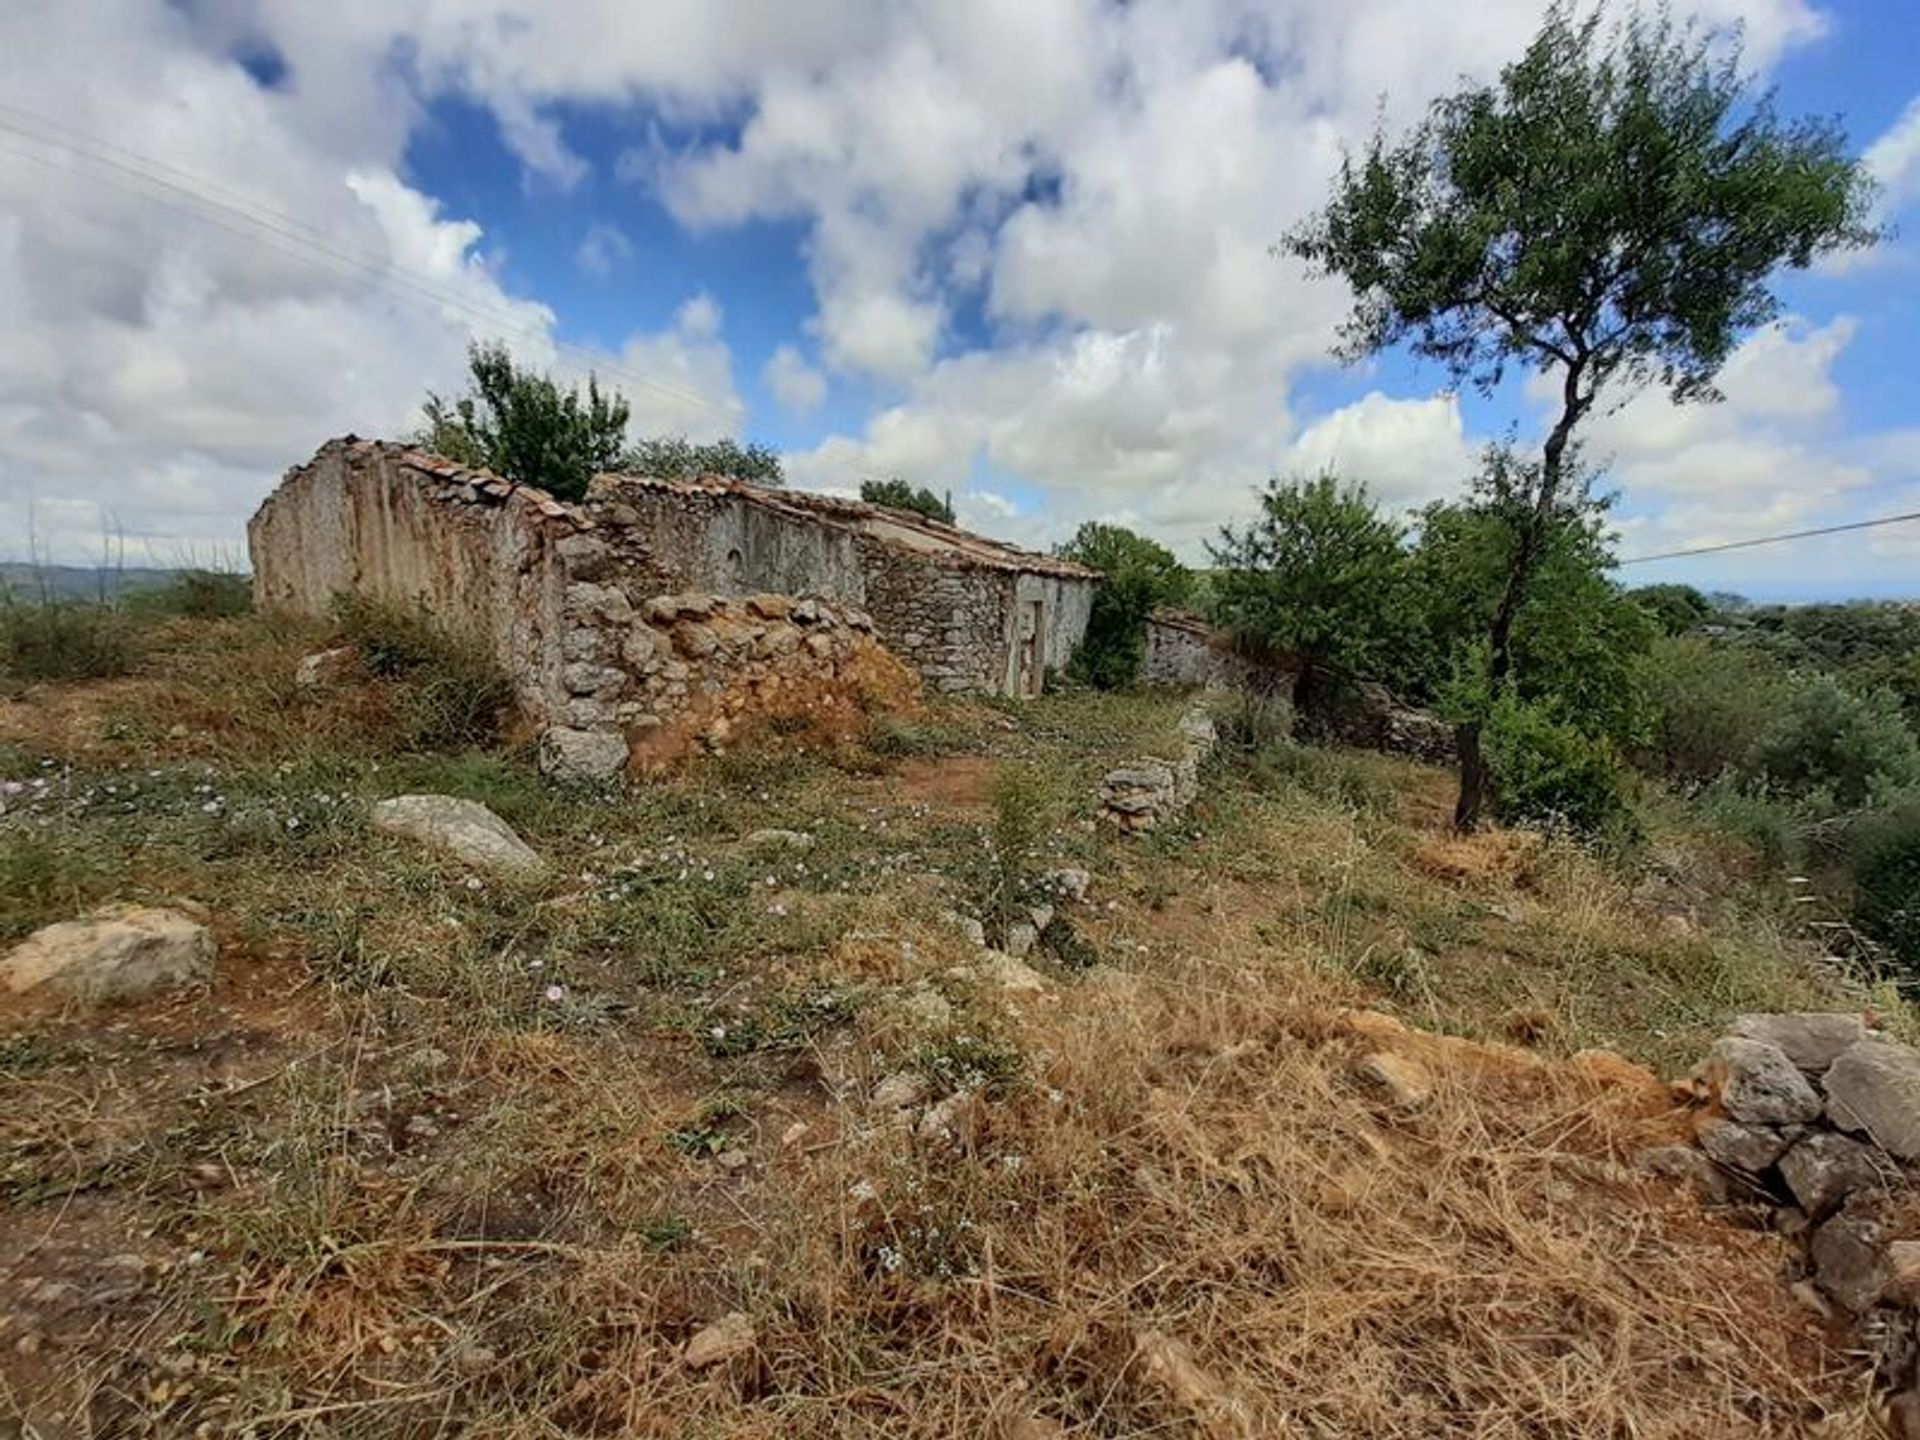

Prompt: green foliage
[
  {"left": 1751, "top": 673, "right": 1920, "bottom": 810},
  {"left": 1848, "top": 798, "right": 1920, "bottom": 972},
  {"left": 1631, "top": 584, "right": 1714, "bottom": 637},
  {"left": 1209, "top": 475, "right": 1411, "bottom": 707},
  {"left": 331, "top": 595, "right": 513, "bottom": 751},
  {"left": 625, "top": 435, "right": 784, "bottom": 487},
  {"left": 1055, "top": 522, "right": 1192, "bottom": 690},
  {"left": 1637, "top": 635, "right": 1791, "bottom": 787},
  {"left": 418, "top": 340, "right": 631, "bottom": 502},
  {"left": 860, "top": 477, "right": 954, "bottom": 524},
  {"left": 127, "top": 570, "right": 253, "bottom": 621},
  {"left": 976, "top": 762, "right": 1056, "bottom": 943},
  {"left": 1405, "top": 451, "right": 1655, "bottom": 747},
  {"left": 1215, "top": 689, "right": 1295, "bottom": 755},
  {"left": 0, "top": 594, "right": 137, "bottom": 684},
  {"left": 1284, "top": 4, "right": 1877, "bottom": 404},
  {"left": 1730, "top": 601, "right": 1920, "bottom": 733},
  {"left": 1483, "top": 690, "right": 1632, "bottom": 836}
]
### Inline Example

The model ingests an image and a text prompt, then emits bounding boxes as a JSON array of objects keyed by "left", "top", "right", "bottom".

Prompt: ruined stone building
[{"left": 248, "top": 438, "right": 1097, "bottom": 776}]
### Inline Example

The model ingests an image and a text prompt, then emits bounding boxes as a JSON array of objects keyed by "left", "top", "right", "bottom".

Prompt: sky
[{"left": 1, "top": 0, "right": 1917, "bottom": 600}]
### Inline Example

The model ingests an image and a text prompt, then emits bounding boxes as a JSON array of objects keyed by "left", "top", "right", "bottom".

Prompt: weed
[
  {"left": 127, "top": 569, "right": 252, "bottom": 620},
  {"left": 0, "top": 595, "right": 137, "bottom": 684},
  {"left": 866, "top": 714, "right": 968, "bottom": 758},
  {"left": 331, "top": 594, "right": 513, "bottom": 750},
  {"left": 918, "top": 1031, "right": 1026, "bottom": 1098}
]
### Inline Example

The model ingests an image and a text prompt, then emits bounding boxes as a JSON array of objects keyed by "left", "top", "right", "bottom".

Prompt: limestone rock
[
  {"left": 371, "top": 795, "right": 547, "bottom": 880},
  {"left": 1695, "top": 1117, "right": 1794, "bottom": 1174},
  {"left": 1884, "top": 1240, "right": 1920, "bottom": 1307},
  {"left": 976, "top": 951, "right": 1048, "bottom": 995},
  {"left": 871, "top": 1071, "right": 930, "bottom": 1111},
  {"left": 293, "top": 646, "right": 355, "bottom": 688},
  {"left": 743, "top": 828, "right": 813, "bottom": 851},
  {"left": 1778, "top": 1131, "right": 1885, "bottom": 1219},
  {"left": 1810, "top": 1210, "right": 1889, "bottom": 1314},
  {"left": 1004, "top": 920, "right": 1039, "bottom": 960},
  {"left": 1699, "top": 1037, "right": 1823, "bottom": 1125},
  {"left": 561, "top": 661, "right": 626, "bottom": 696},
  {"left": 1824, "top": 1038, "right": 1920, "bottom": 1160},
  {"left": 917, "top": 1090, "right": 974, "bottom": 1145},
  {"left": 2, "top": 904, "right": 214, "bottom": 1004},
  {"left": 1044, "top": 867, "right": 1092, "bottom": 903},
  {"left": 682, "top": 1311, "right": 754, "bottom": 1369},
  {"left": 745, "top": 593, "right": 791, "bottom": 621},
  {"left": 538, "top": 727, "right": 629, "bottom": 783},
  {"left": 675, "top": 622, "right": 719, "bottom": 659},
  {"left": 1729, "top": 1012, "right": 1869, "bottom": 1074},
  {"left": 1354, "top": 1051, "right": 1433, "bottom": 1110}
]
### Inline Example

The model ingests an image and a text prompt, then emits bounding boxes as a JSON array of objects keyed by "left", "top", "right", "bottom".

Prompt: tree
[
  {"left": 418, "top": 341, "right": 630, "bottom": 502},
  {"left": 861, "top": 478, "right": 954, "bottom": 525},
  {"left": 1408, "top": 447, "right": 1655, "bottom": 751},
  {"left": 1284, "top": 3, "right": 1878, "bottom": 828},
  {"left": 1209, "top": 475, "right": 1412, "bottom": 716},
  {"left": 1630, "top": 583, "right": 1714, "bottom": 636},
  {"left": 625, "top": 436, "right": 785, "bottom": 487},
  {"left": 1055, "top": 522, "right": 1191, "bottom": 690}
]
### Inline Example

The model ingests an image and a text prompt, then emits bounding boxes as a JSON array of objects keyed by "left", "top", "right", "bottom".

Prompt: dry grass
[{"left": 0, "top": 618, "right": 1896, "bottom": 1436}]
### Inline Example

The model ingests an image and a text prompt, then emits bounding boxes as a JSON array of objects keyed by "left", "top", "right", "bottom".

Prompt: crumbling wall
[
  {"left": 1143, "top": 612, "right": 1295, "bottom": 697},
  {"left": 248, "top": 439, "right": 574, "bottom": 722}
]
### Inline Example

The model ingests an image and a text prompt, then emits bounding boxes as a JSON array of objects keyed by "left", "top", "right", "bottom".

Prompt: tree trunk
[{"left": 1453, "top": 359, "right": 1588, "bottom": 832}]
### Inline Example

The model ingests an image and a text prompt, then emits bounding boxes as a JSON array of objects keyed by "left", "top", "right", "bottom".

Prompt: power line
[{"left": 1618, "top": 509, "right": 1920, "bottom": 566}]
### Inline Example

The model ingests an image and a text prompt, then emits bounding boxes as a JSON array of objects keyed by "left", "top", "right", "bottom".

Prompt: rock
[
  {"left": 371, "top": 795, "right": 547, "bottom": 880},
  {"left": 1824, "top": 1038, "right": 1920, "bottom": 1160},
  {"left": 743, "top": 828, "right": 813, "bottom": 851},
  {"left": 1353, "top": 1051, "right": 1433, "bottom": 1110},
  {"left": 619, "top": 627, "right": 659, "bottom": 668},
  {"left": 1699, "top": 1037, "right": 1823, "bottom": 1125},
  {"left": 561, "top": 661, "right": 626, "bottom": 696},
  {"left": 1004, "top": 920, "right": 1039, "bottom": 960},
  {"left": 940, "top": 911, "right": 988, "bottom": 948},
  {"left": 1729, "top": 1013, "right": 1870, "bottom": 1074},
  {"left": 538, "top": 726, "right": 629, "bottom": 782},
  {"left": 675, "top": 622, "right": 719, "bottom": 659},
  {"left": 917, "top": 1090, "right": 974, "bottom": 1145},
  {"left": 1884, "top": 1241, "right": 1920, "bottom": 1307},
  {"left": 1695, "top": 1117, "right": 1795, "bottom": 1173},
  {"left": 2, "top": 905, "right": 215, "bottom": 1004},
  {"left": 716, "top": 1148, "right": 750, "bottom": 1171},
  {"left": 1778, "top": 1131, "right": 1885, "bottom": 1219},
  {"left": 745, "top": 593, "right": 791, "bottom": 621},
  {"left": 1027, "top": 903, "right": 1055, "bottom": 934},
  {"left": 1810, "top": 1210, "right": 1889, "bottom": 1314},
  {"left": 1636, "top": 1144, "right": 1730, "bottom": 1204},
  {"left": 293, "top": 646, "right": 355, "bottom": 688},
  {"left": 889, "top": 983, "right": 953, "bottom": 1031},
  {"left": 976, "top": 951, "right": 1047, "bottom": 994},
  {"left": 682, "top": 1312, "right": 755, "bottom": 1369},
  {"left": 871, "top": 1071, "right": 930, "bottom": 1111},
  {"left": 1044, "top": 867, "right": 1092, "bottom": 903}
]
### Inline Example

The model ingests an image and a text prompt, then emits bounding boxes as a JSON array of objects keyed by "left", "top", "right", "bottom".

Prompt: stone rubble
[
  {"left": 1658, "top": 1012, "right": 1920, "bottom": 1415},
  {"left": 1100, "top": 704, "right": 1219, "bottom": 834}
]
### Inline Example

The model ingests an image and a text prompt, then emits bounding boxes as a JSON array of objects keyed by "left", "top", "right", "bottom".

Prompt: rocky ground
[{"left": 2, "top": 611, "right": 1916, "bottom": 1437}]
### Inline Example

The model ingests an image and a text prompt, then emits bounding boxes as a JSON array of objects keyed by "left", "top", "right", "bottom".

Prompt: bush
[
  {"left": 1484, "top": 692, "right": 1632, "bottom": 836},
  {"left": 1847, "top": 799, "right": 1920, "bottom": 973},
  {"left": 331, "top": 595, "right": 513, "bottom": 750},
  {"left": 1055, "top": 523, "right": 1190, "bottom": 690},
  {"left": 0, "top": 595, "right": 137, "bottom": 683},
  {"left": 129, "top": 569, "right": 252, "bottom": 620},
  {"left": 1216, "top": 688, "right": 1296, "bottom": 754},
  {"left": 1639, "top": 635, "right": 1790, "bottom": 787},
  {"left": 1752, "top": 672, "right": 1920, "bottom": 810}
]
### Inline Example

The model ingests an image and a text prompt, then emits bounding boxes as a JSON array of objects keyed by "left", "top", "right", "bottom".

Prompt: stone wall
[
  {"left": 1142, "top": 612, "right": 1295, "bottom": 697},
  {"left": 249, "top": 441, "right": 920, "bottom": 778}
]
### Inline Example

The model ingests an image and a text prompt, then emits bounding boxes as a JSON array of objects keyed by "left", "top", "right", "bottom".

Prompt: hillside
[{"left": 0, "top": 611, "right": 1909, "bottom": 1436}]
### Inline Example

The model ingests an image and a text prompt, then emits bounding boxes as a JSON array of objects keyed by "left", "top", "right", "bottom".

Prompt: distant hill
[{"left": 0, "top": 563, "right": 197, "bottom": 602}]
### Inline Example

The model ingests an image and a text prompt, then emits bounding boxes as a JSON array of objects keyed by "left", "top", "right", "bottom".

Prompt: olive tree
[{"left": 1284, "top": 3, "right": 1878, "bottom": 828}]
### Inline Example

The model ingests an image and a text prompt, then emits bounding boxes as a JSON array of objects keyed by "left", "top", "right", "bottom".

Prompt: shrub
[
  {"left": 0, "top": 595, "right": 137, "bottom": 683},
  {"left": 331, "top": 595, "right": 513, "bottom": 750},
  {"left": 976, "top": 763, "right": 1056, "bottom": 942},
  {"left": 1216, "top": 688, "right": 1295, "bottom": 754},
  {"left": 1639, "top": 635, "right": 1789, "bottom": 787},
  {"left": 1055, "top": 523, "right": 1191, "bottom": 690},
  {"left": 1483, "top": 691, "right": 1632, "bottom": 836},
  {"left": 1847, "top": 798, "right": 1920, "bottom": 973},
  {"left": 1752, "top": 672, "right": 1920, "bottom": 810},
  {"left": 129, "top": 569, "right": 252, "bottom": 620}
]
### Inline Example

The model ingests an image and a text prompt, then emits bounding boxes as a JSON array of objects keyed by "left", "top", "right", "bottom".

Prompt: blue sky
[{"left": 3, "top": 0, "right": 1917, "bottom": 597}]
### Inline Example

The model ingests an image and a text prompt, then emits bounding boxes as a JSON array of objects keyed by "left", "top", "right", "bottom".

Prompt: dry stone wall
[{"left": 1143, "top": 612, "right": 1295, "bottom": 697}]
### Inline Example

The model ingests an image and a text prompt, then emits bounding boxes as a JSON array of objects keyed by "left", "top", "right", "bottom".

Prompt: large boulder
[
  {"left": 1824, "top": 1038, "right": 1920, "bottom": 1160},
  {"left": 2, "top": 905, "right": 214, "bottom": 1004},
  {"left": 538, "top": 726, "right": 629, "bottom": 783},
  {"left": 371, "top": 795, "right": 547, "bottom": 880},
  {"left": 1699, "top": 1037, "right": 1823, "bottom": 1125},
  {"left": 1728, "top": 1013, "right": 1870, "bottom": 1074}
]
